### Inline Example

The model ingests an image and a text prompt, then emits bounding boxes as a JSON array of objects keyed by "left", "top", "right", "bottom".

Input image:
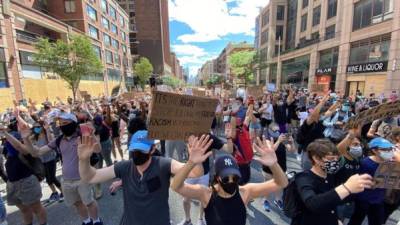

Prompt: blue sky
[{"left": 168, "top": 0, "right": 268, "bottom": 77}]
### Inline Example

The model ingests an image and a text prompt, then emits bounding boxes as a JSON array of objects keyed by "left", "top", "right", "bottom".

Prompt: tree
[
  {"left": 34, "top": 35, "right": 103, "bottom": 100},
  {"left": 228, "top": 50, "right": 256, "bottom": 86},
  {"left": 161, "top": 75, "right": 182, "bottom": 89},
  {"left": 206, "top": 74, "right": 223, "bottom": 88},
  {"left": 133, "top": 57, "right": 153, "bottom": 89}
]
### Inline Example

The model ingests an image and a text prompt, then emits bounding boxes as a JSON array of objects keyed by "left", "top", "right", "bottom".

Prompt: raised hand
[
  {"left": 78, "top": 135, "right": 96, "bottom": 162},
  {"left": 224, "top": 123, "right": 234, "bottom": 139},
  {"left": 187, "top": 135, "right": 213, "bottom": 164},
  {"left": 344, "top": 174, "right": 373, "bottom": 194},
  {"left": 253, "top": 137, "right": 278, "bottom": 167}
]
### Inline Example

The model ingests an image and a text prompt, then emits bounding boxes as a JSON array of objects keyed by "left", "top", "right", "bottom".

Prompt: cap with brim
[
  {"left": 369, "top": 137, "right": 394, "bottom": 149},
  {"left": 128, "top": 130, "right": 155, "bottom": 153},
  {"left": 58, "top": 112, "right": 78, "bottom": 123},
  {"left": 215, "top": 155, "right": 241, "bottom": 179}
]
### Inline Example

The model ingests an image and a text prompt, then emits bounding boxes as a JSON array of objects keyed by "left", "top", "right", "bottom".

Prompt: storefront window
[
  {"left": 319, "top": 47, "right": 339, "bottom": 68},
  {"left": 19, "top": 51, "right": 42, "bottom": 79},
  {"left": 349, "top": 34, "right": 390, "bottom": 65},
  {"left": 282, "top": 55, "right": 309, "bottom": 88},
  {"left": 0, "top": 50, "right": 8, "bottom": 88},
  {"left": 270, "top": 63, "right": 277, "bottom": 84}
]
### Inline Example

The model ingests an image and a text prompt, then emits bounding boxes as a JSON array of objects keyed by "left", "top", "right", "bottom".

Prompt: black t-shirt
[
  {"left": 335, "top": 157, "right": 360, "bottom": 185},
  {"left": 4, "top": 132, "right": 33, "bottom": 182},
  {"left": 273, "top": 104, "right": 288, "bottom": 124},
  {"left": 287, "top": 101, "right": 299, "bottom": 122},
  {"left": 204, "top": 135, "right": 224, "bottom": 175},
  {"left": 263, "top": 143, "right": 287, "bottom": 174},
  {"left": 114, "top": 157, "right": 172, "bottom": 225},
  {"left": 95, "top": 124, "right": 110, "bottom": 142}
]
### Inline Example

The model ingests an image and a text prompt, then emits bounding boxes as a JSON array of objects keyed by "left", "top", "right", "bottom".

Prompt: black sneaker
[
  {"left": 82, "top": 221, "right": 93, "bottom": 225},
  {"left": 59, "top": 193, "right": 64, "bottom": 202}
]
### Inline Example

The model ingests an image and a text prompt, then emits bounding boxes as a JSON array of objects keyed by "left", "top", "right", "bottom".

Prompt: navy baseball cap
[
  {"left": 128, "top": 130, "right": 155, "bottom": 153},
  {"left": 215, "top": 155, "right": 241, "bottom": 179}
]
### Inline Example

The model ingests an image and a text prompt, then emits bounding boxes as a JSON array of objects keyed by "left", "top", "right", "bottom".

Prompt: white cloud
[
  {"left": 169, "top": 0, "right": 268, "bottom": 43},
  {"left": 172, "top": 44, "right": 207, "bottom": 57}
]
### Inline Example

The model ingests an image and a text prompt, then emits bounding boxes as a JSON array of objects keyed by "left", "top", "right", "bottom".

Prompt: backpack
[
  {"left": 233, "top": 123, "right": 253, "bottom": 165},
  {"left": 55, "top": 134, "right": 100, "bottom": 166},
  {"left": 283, "top": 171, "right": 302, "bottom": 218}
]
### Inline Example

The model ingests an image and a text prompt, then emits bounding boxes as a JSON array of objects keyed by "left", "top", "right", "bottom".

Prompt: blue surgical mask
[
  {"left": 33, "top": 127, "right": 42, "bottom": 134},
  {"left": 269, "top": 130, "right": 280, "bottom": 139},
  {"left": 379, "top": 151, "right": 394, "bottom": 161},
  {"left": 349, "top": 146, "right": 363, "bottom": 159}
]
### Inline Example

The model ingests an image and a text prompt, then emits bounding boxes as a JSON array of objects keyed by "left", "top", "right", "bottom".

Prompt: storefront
[
  {"left": 346, "top": 34, "right": 390, "bottom": 97},
  {"left": 315, "top": 47, "right": 338, "bottom": 91},
  {"left": 19, "top": 50, "right": 42, "bottom": 79},
  {"left": 281, "top": 55, "right": 309, "bottom": 88}
]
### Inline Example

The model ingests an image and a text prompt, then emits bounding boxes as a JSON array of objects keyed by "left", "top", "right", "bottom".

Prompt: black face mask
[
  {"left": 219, "top": 180, "right": 238, "bottom": 195},
  {"left": 60, "top": 122, "right": 77, "bottom": 137},
  {"left": 133, "top": 151, "right": 151, "bottom": 166}
]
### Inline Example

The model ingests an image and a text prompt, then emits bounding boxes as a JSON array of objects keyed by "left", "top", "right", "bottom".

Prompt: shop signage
[
  {"left": 347, "top": 61, "right": 388, "bottom": 74},
  {"left": 315, "top": 67, "right": 336, "bottom": 75}
]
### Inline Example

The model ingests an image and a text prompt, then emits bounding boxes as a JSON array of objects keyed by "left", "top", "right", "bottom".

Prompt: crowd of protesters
[{"left": 0, "top": 86, "right": 398, "bottom": 225}]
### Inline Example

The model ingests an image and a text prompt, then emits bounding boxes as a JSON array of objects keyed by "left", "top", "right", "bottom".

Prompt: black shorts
[{"left": 260, "top": 118, "right": 272, "bottom": 128}]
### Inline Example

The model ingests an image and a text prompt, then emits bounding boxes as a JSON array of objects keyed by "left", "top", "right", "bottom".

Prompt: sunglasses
[{"left": 221, "top": 175, "right": 239, "bottom": 184}]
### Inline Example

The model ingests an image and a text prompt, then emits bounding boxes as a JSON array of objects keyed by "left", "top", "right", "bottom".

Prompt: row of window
[
  {"left": 93, "top": 45, "right": 125, "bottom": 67},
  {"left": 353, "top": 0, "right": 393, "bottom": 31},
  {"left": 261, "top": 5, "right": 285, "bottom": 27},
  {"left": 300, "top": 0, "right": 337, "bottom": 32},
  {"left": 88, "top": 25, "right": 127, "bottom": 53}
]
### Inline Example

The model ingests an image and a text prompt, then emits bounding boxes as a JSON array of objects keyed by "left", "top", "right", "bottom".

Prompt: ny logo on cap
[{"left": 224, "top": 158, "right": 233, "bottom": 166}]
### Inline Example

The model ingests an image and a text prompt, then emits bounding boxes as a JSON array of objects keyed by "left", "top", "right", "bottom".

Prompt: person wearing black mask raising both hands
[{"left": 171, "top": 136, "right": 288, "bottom": 225}]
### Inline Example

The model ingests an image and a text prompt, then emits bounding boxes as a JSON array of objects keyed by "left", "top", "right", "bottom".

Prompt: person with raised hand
[
  {"left": 171, "top": 136, "right": 288, "bottom": 225},
  {"left": 78, "top": 130, "right": 206, "bottom": 225}
]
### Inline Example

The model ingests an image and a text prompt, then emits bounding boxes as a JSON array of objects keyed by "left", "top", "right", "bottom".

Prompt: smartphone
[{"left": 80, "top": 123, "right": 94, "bottom": 136}]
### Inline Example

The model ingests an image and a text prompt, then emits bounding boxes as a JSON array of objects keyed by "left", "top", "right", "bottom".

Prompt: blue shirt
[
  {"left": 235, "top": 106, "right": 247, "bottom": 122},
  {"left": 356, "top": 157, "right": 385, "bottom": 204}
]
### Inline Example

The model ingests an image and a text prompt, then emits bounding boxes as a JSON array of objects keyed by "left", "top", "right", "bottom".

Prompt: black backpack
[
  {"left": 283, "top": 171, "right": 302, "bottom": 218},
  {"left": 55, "top": 134, "right": 100, "bottom": 166}
]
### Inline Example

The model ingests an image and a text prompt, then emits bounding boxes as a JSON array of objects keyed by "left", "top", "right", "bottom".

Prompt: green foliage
[
  {"left": 161, "top": 75, "right": 182, "bottom": 89},
  {"left": 34, "top": 35, "right": 103, "bottom": 100},
  {"left": 206, "top": 74, "right": 223, "bottom": 87},
  {"left": 133, "top": 57, "right": 153, "bottom": 89},
  {"left": 228, "top": 50, "right": 256, "bottom": 84}
]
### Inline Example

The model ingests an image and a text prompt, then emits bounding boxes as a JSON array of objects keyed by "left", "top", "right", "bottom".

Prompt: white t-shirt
[{"left": 261, "top": 103, "right": 273, "bottom": 120}]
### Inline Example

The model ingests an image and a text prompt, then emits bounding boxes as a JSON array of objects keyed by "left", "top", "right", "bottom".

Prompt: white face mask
[
  {"left": 349, "top": 146, "right": 363, "bottom": 159},
  {"left": 379, "top": 151, "right": 394, "bottom": 161}
]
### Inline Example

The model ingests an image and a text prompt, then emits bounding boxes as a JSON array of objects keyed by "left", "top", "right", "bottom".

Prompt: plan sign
[{"left": 347, "top": 61, "right": 388, "bottom": 74}]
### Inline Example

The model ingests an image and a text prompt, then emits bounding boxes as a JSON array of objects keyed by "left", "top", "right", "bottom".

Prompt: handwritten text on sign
[
  {"left": 374, "top": 162, "right": 400, "bottom": 189},
  {"left": 148, "top": 91, "right": 218, "bottom": 140},
  {"left": 345, "top": 100, "right": 400, "bottom": 129}
]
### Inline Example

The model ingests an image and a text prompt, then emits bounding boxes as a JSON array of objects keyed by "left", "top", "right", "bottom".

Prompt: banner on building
[
  {"left": 345, "top": 100, "right": 400, "bottom": 129},
  {"left": 148, "top": 91, "right": 218, "bottom": 140},
  {"left": 374, "top": 162, "right": 400, "bottom": 189}
]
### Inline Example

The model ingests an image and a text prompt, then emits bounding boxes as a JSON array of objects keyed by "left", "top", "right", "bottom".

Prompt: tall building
[
  {"left": 199, "top": 60, "right": 215, "bottom": 86},
  {"left": 118, "top": 0, "right": 172, "bottom": 76},
  {"left": 255, "top": 0, "right": 399, "bottom": 96},
  {"left": 170, "top": 52, "right": 182, "bottom": 78},
  {"left": 0, "top": 0, "right": 131, "bottom": 110}
]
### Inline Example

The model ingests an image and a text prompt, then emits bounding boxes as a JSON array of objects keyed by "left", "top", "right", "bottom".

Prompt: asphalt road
[{"left": 4, "top": 136, "right": 400, "bottom": 225}]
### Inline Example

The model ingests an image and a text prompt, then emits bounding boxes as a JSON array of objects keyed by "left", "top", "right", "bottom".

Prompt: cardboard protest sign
[
  {"left": 267, "top": 83, "right": 276, "bottom": 92},
  {"left": 148, "top": 91, "right": 219, "bottom": 140},
  {"left": 374, "top": 162, "right": 400, "bottom": 189},
  {"left": 192, "top": 88, "right": 206, "bottom": 97},
  {"left": 247, "top": 85, "right": 264, "bottom": 98},
  {"left": 121, "top": 92, "right": 135, "bottom": 101},
  {"left": 311, "top": 84, "right": 325, "bottom": 92},
  {"left": 345, "top": 100, "right": 400, "bottom": 129}
]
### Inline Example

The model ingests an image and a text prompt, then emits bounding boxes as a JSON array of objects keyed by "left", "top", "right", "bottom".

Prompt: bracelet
[{"left": 342, "top": 184, "right": 352, "bottom": 195}]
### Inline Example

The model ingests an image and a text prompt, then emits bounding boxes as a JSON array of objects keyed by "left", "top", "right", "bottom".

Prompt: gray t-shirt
[
  {"left": 48, "top": 134, "right": 80, "bottom": 180},
  {"left": 114, "top": 157, "right": 172, "bottom": 225}
]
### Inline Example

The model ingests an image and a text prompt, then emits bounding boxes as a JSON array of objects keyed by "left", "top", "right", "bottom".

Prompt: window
[
  {"left": 277, "top": 6, "right": 285, "bottom": 20},
  {"left": 260, "top": 30, "right": 268, "bottom": 45},
  {"left": 119, "top": 15, "right": 125, "bottom": 27},
  {"left": 122, "top": 44, "right": 127, "bottom": 53},
  {"left": 93, "top": 45, "right": 101, "bottom": 59},
  {"left": 105, "top": 50, "right": 113, "bottom": 64},
  {"left": 301, "top": 14, "right": 307, "bottom": 32},
  {"left": 353, "top": 0, "right": 393, "bottom": 31},
  {"left": 325, "top": 25, "right": 335, "bottom": 40},
  {"left": 111, "top": 23, "right": 118, "bottom": 34},
  {"left": 327, "top": 0, "right": 337, "bottom": 19},
  {"left": 349, "top": 34, "right": 391, "bottom": 65},
  {"left": 274, "top": 45, "right": 281, "bottom": 56},
  {"left": 103, "top": 33, "right": 111, "bottom": 45},
  {"left": 121, "top": 32, "right": 126, "bottom": 41},
  {"left": 0, "top": 62, "right": 8, "bottom": 88},
  {"left": 88, "top": 25, "right": 99, "bottom": 39},
  {"left": 129, "top": 4, "right": 135, "bottom": 9},
  {"left": 129, "top": 12, "right": 135, "bottom": 17},
  {"left": 311, "top": 32, "right": 320, "bottom": 40},
  {"left": 114, "top": 53, "right": 120, "bottom": 66},
  {"left": 111, "top": 39, "right": 119, "bottom": 49},
  {"left": 260, "top": 48, "right": 268, "bottom": 61},
  {"left": 261, "top": 11, "right": 269, "bottom": 27},
  {"left": 312, "top": 6, "right": 321, "bottom": 26},
  {"left": 276, "top": 25, "right": 283, "bottom": 40},
  {"left": 102, "top": 17, "right": 109, "bottom": 29},
  {"left": 101, "top": 0, "right": 107, "bottom": 13},
  {"left": 302, "top": 0, "right": 308, "bottom": 8},
  {"left": 65, "top": 0, "right": 76, "bottom": 13},
  {"left": 319, "top": 47, "right": 339, "bottom": 68},
  {"left": 66, "top": 21, "right": 78, "bottom": 28},
  {"left": 109, "top": 6, "right": 116, "bottom": 20},
  {"left": 86, "top": 4, "right": 97, "bottom": 21}
]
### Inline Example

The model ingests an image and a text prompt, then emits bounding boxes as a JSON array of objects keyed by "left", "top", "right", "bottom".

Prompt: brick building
[
  {"left": 118, "top": 0, "right": 172, "bottom": 76},
  {"left": 0, "top": 0, "right": 131, "bottom": 110},
  {"left": 255, "top": 0, "right": 400, "bottom": 97}
]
